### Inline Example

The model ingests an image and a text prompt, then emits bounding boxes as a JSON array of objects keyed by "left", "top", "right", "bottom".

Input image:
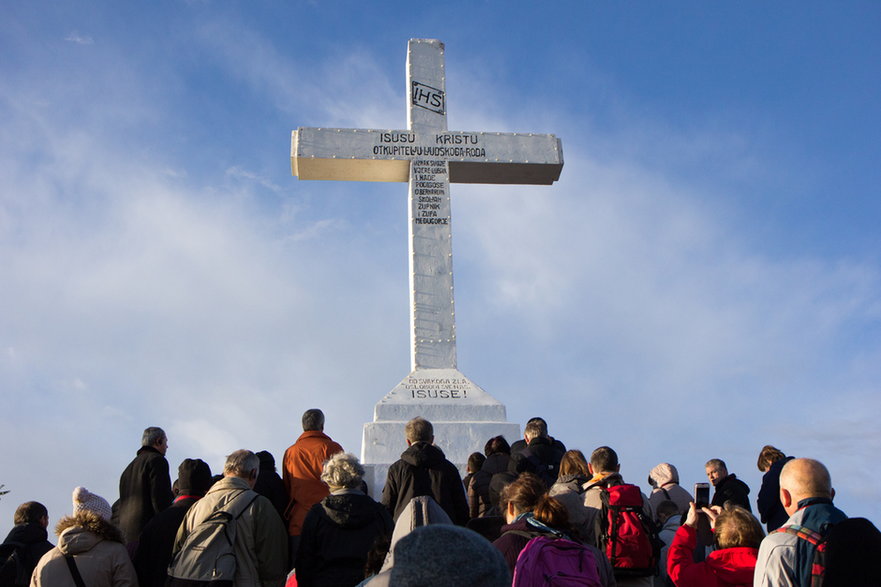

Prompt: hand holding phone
[{"left": 694, "top": 482, "right": 710, "bottom": 508}]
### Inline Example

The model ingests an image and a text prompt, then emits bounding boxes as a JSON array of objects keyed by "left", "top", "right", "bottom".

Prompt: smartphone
[{"left": 694, "top": 482, "right": 710, "bottom": 508}]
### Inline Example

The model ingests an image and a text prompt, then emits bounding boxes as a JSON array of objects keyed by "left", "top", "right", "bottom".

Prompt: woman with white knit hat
[{"left": 30, "top": 487, "right": 137, "bottom": 586}]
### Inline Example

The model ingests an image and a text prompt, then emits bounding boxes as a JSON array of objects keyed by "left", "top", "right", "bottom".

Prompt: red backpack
[
  {"left": 513, "top": 536, "right": 602, "bottom": 587},
  {"left": 599, "top": 484, "right": 659, "bottom": 577}
]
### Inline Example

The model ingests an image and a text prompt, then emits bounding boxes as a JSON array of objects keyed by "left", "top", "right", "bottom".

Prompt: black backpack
[{"left": 776, "top": 517, "right": 881, "bottom": 586}]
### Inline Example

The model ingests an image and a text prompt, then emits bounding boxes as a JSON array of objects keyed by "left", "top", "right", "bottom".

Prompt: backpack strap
[
  {"left": 504, "top": 529, "right": 539, "bottom": 540},
  {"left": 64, "top": 555, "right": 88, "bottom": 587},
  {"left": 226, "top": 490, "right": 260, "bottom": 519},
  {"left": 774, "top": 524, "right": 828, "bottom": 586},
  {"left": 774, "top": 524, "right": 824, "bottom": 545}
]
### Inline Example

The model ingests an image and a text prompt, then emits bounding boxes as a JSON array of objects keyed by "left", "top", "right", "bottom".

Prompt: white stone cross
[{"left": 292, "top": 38, "right": 563, "bottom": 375}]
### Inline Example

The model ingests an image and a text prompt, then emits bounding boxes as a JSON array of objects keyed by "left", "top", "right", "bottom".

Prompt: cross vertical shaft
[{"left": 407, "top": 39, "right": 456, "bottom": 371}]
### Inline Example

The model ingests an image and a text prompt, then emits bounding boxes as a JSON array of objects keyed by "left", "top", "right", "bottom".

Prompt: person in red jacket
[{"left": 667, "top": 501, "right": 764, "bottom": 587}]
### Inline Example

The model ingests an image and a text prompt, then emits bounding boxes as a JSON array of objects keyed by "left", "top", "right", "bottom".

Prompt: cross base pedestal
[{"left": 360, "top": 368, "right": 520, "bottom": 497}]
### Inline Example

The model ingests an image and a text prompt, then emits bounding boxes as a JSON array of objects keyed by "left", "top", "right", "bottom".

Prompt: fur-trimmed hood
[{"left": 55, "top": 512, "right": 124, "bottom": 556}]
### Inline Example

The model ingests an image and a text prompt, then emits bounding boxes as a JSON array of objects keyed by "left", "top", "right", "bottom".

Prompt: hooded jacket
[
  {"left": 647, "top": 463, "right": 693, "bottom": 518},
  {"left": 667, "top": 524, "right": 758, "bottom": 587},
  {"left": 30, "top": 512, "right": 136, "bottom": 587},
  {"left": 0, "top": 523, "right": 53, "bottom": 587},
  {"left": 549, "top": 473, "right": 598, "bottom": 545},
  {"left": 295, "top": 490, "right": 393, "bottom": 587},
  {"left": 381, "top": 442, "right": 468, "bottom": 525}
]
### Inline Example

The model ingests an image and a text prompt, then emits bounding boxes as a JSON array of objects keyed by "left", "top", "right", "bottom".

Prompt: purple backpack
[{"left": 513, "top": 536, "right": 603, "bottom": 586}]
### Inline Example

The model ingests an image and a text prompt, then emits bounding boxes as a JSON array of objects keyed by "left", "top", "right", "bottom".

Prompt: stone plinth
[{"left": 361, "top": 368, "right": 520, "bottom": 498}]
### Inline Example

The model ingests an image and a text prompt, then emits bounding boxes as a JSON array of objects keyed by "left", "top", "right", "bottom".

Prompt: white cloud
[
  {"left": 2, "top": 15, "right": 879, "bottom": 527},
  {"left": 64, "top": 32, "right": 94, "bottom": 45}
]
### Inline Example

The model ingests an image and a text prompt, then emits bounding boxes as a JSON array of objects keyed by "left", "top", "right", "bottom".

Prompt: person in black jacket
[
  {"left": 509, "top": 417, "right": 566, "bottom": 458},
  {"left": 755, "top": 445, "right": 794, "bottom": 532},
  {"left": 468, "top": 436, "right": 511, "bottom": 519},
  {"left": 296, "top": 453, "right": 393, "bottom": 587},
  {"left": 509, "top": 420, "right": 565, "bottom": 488},
  {"left": 380, "top": 417, "right": 469, "bottom": 525},
  {"left": 132, "top": 458, "right": 213, "bottom": 587},
  {"left": 705, "top": 458, "right": 752, "bottom": 512},
  {"left": 114, "top": 426, "right": 175, "bottom": 549},
  {"left": 254, "top": 450, "right": 289, "bottom": 521},
  {"left": 0, "top": 501, "right": 53, "bottom": 587}
]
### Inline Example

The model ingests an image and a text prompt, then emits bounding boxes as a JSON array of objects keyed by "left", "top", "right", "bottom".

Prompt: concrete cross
[{"left": 292, "top": 38, "right": 563, "bottom": 374}]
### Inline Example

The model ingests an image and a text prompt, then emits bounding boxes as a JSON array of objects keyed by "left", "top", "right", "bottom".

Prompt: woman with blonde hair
[{"left": 667, "top": 502, "right": 764, "bottom": 587}]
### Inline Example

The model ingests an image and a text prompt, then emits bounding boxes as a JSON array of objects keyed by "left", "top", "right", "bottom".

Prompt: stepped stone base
[{"left": 360, "top": 368, "right": 520, "bottom": 498}]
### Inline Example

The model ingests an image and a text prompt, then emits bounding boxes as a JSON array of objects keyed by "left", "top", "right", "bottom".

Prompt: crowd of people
[{"left": 2, "top": 412, "right": 879, "bottom": 587}]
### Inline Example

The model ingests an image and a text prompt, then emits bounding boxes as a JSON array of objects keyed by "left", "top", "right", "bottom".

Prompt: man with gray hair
[
  {"left": 381, "top": 417, "right": 468, "bottom": 525},
  {"left": 115, "top": 426, "right": 174, "bottom": 547},
  {"left": 705, "top": 457, "right": 751, "bottom": 512},
  {"left": 282, "top": 408, "right": 343, "bottom": 567},
  {"left": 173, "top": 450, "right": 287, "bottom": 587},
  {"left": 509, "top": 419, "right": 564, "bottom": 488},
  {"left": 754, "top": 458, "right": 847, "bottom": 587}
]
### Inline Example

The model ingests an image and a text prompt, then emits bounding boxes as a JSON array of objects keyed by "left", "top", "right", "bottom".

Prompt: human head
[
  {"left": 405, "top": 417, "right": 433, "bottom": 444},
  {"left": 72, "top": 487, "right": 112, "bottom": 521},
  {"left": 648, "top": 462, "right": 680, "bottom": 488},
  {"left": 655, "top": 500, "right": 680, "bottom": 524},
  {"left": 467, "top": 452, "right": 486, "bottom": 474},
  {"left": 589, "top": 446, "right": 619, "bottom": 475},
  {"left": 321, "top": 452, "right": 365, "bottom": 490},
  {"left": 256, "top": 450, "right": 276, "bottom": 471},
  {"left": 14, "top": 501, "right": 48, "bottom": 527},
  {"left": 389, "top": 525, "right": 510, "bottom": 586},
  {"left": 532, "top": 494, "right": 570, "bottom": 533},
  {"left": 177, "top": 458, "right": 213, "bottom": 497},
  {"left": 302, "top": 409, "right": 325, "bottom": 432},
  {"left": 224, "top": 449, "right": 260, "bottom": 487},
  {"left": 523, "top": 419, "right": 547, "bottom": 442},
  {"left": 526, "top": 417, "right": 548, "bottom": 432},
  {"left": 779, "top": 458, "right": 833, "bottom": 516},
  {"left": 713, "top": 504, "right": 765, "bottom": 549},
  {"left": 705, "top": 459, "right": 728, "bottom": 486},
  {"left": 142, "top": 426, "right": 168, "bottom": 455},
  {"left": 757, "top": 445, "right": 786, "bottom": 472},
  {"left": 483, "top": 435, "right": 510, "bottom": 456},
  {"left": 499, "top": 472, "right": 545, "bottom": 520},
  {"left": 558, "top": 450, "right": 589, "bottom": 478}
]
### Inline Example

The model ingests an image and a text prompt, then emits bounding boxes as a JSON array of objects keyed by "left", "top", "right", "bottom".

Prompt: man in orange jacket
[{"left": 282, "top": 408, "right": 343, "bottom": 568}]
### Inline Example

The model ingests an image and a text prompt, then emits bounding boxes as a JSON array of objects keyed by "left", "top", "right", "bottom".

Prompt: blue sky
[{"left": 2, "top": 1, "right": 880, "bottom": 529}]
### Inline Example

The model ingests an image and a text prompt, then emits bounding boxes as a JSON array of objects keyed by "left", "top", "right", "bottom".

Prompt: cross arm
[{"left": 291, "top": 127, "right": 564, "bottom": 185}]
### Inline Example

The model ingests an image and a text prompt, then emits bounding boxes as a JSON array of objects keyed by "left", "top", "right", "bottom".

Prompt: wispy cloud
[
  {"left": 226, "top": 165, "right": 282, "bottom": 192},
  {"left": 64, "top": 31, "right": 94, "bottom": 45}
]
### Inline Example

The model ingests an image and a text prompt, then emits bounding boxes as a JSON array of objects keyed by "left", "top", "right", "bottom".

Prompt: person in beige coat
[{"left": 31, "top": 487, "right": 136, "bottom": 587}]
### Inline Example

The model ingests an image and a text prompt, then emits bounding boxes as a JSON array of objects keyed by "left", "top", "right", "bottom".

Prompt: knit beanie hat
[
  {"left": 389, "top": 525, "right": 510, "bottom": 586},
  {"left": 256, "top": 450, "right": 275, "bottom": 471},
  {"left": 177, "top": 458, "right": 213, "bottom": 496},
  {"left": 72, "top": 487, "right": 112, "bottom": 521}
]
